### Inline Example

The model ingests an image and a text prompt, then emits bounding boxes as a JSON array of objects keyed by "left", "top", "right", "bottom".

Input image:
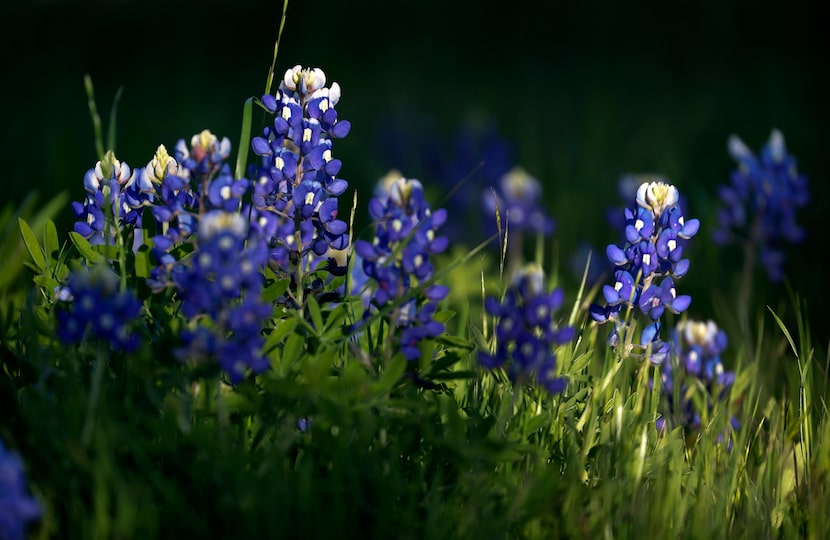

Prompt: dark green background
[{"left": 4, "top": 0, "right": 828, "bottom": 342}]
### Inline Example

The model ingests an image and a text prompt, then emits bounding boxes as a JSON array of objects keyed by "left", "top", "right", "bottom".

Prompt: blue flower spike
[
  {"left": 590, "top": 179, "right": 698, "bottom": 364},
  {"left": 479, "top": 263, "right": 574, "bottom": 393}
]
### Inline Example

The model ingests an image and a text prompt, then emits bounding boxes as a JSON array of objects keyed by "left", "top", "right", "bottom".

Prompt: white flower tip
[
  {"left": 329, "top": 82, "right": 341, "bottom": 105},
  {"left": 501, "top": 166, "right": 541, "bottom": 200},
  {"left": 199, "top": 211, "right": 248, "bottom": 240},
  {"left": 768, "top": 128, "right": 786, "bottom": 163},
  {"left": 636, "top": 181, "right": 678, "bottom": 217},
  {"left": 310, "top": 68, "right": 326, "bottom": 91},
  {"left": 283, "top": 65, "right": 302, "bottom": 90},
  {"left": 727, "top": 134, "right": 752, "bottom": 161}
]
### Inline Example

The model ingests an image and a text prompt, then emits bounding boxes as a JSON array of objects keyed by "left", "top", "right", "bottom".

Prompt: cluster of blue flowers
[
  {"left": 173, "top": 211, "right": 272, "bottom": 383},
  {"left": 250, "top": 65, "right": 351, "bottom": 286},
  {"left": 479, "top": 263, "right": 575, "bottom": 393},
  {"left": 146, "top": 132, "right": 244, "bottom": 290},
  {"left": 657, "top": 319, "right": 737, "bottom": 434},
  {"left": 71, "top": 152, "right": 143, "bottom": 246},
  {"left": 0, "top": 442, "right": 41, "bottom": 540},
  {"left": 713, "top": 129, "right": 809, "bottom": 282},
  {"left": 355, "top": 176, "right": 449, "bottom": 361},
  {"left": 65, "top": 130, "right": 274, "bottom": 381},
  {"left": 590, "top": 181, "right": 699, "bottom": 363},
  {"left": 54, "top": 265, "right": 142, "bottom": 351}
]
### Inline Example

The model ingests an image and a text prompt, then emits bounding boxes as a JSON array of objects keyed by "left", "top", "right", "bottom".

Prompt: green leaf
[
  {"left": 33, "top": 274, "right": 59, "bottom": 292},
  {"left": 235, "top": 96, "right": 254, "bottom": 180},
  {"left": 427, "top": 370, "right": 477, "bottom": 381},
  {"left": 263, "top": 317, "right": 298, "bottom": 356},
  {"left": 93, "top": 243, "right": 120, "bottom": 260},
  {"left": 134, "top": 244, "right": 153, "bottom": 278},
  {"left": 322, "top": 303, "right": 350, "bottom": 340},
  {"left": 306, "top": 295, "right": 324, "bottom": 336},
  {"left": 282, "top": 331, "right": 305, "bottom": 368},
  {"left": 435, "top": 333, "right": 474, "bottom": 351},
  {"left": 524, "top": 413, "right": 551, "bottom": 435},
  {"left": 69, "top": 231, "right": 104, "bottom": 265},
  {"left": 43, "top": 218, "right": 59, "bottom": 263},
  {"left": 428, "top": 350, "right": 466, "bottom": 374},
  {"left": 468, "top": 323, "right": 490, "bottom": 352},
  {"left": 432, "top": 310, "right": 456, "bottom": 324},
  {"left": 376, "top": 354, "right": 407, "bottom": 394},
  {"left": 262, "top": 277, "right": 289, "bottom": 303},
  {"left": 767, "top": 306, "right": 798, "bottom": 358},
  {"left": 18, "top": 218, "right": 46, "bottom": 271}
]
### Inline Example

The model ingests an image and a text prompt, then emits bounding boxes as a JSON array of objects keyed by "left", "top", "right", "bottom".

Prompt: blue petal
[
  {"left": 640, "top": 322, "right": 661, "bottom": 345},
  {"left": 679, "top": 218, "right": 700, "bottom": 238},
  {"left": 606, "top": 244, "right": 627, "bottom": 265},
  {"left": 673, "top": 259, "right": 690, "bottom": 277},
  {"left": 251, "top": 137, "right": 272, "bottom": 156},
  {"left": 260, "top": 94, "right": 277, "bottom": 112},
  {"left": 327, "top": 179, "right": 348, "bottom": 196},
  {"left": 330, "top": 120, "right": 351, "bottom": 138},
  {"left": 603, "top": 285, "right": 621, "bottom": 305},
  {"left": 668, "top": 294, "right": 691, "bottom": 313}
]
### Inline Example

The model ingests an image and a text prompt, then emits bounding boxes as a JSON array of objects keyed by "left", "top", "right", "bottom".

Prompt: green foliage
[{"left": 2, "top": 5, "right": 829, "bottom": 538}]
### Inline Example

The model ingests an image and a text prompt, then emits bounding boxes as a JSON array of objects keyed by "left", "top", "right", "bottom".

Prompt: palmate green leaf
[
  {"left": 18, "top": 218, "right": 46, "bottom": 272},
  {"left": 69, "top": 231, "right": 104, "bottom": 265}
]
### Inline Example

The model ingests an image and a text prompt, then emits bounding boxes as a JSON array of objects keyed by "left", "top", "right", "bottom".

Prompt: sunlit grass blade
[
  {"left": 84, "top": 74, "right": 105, "bottom": 160},
  {"left": 235, "top": 96, "right": 254, "bottom": 180}
]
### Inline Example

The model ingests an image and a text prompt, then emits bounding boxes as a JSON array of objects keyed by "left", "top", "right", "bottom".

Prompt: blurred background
[{"left": 4, "top": 0, "right": 828, "bottom": 344}]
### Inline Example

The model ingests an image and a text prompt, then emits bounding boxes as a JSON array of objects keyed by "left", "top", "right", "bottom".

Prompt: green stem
[
  {"left": 81, "top": 350, "right": 108, "bottom": 446},
  {"left": 737, "top": 218, "right": 760, "bottom": 357}
]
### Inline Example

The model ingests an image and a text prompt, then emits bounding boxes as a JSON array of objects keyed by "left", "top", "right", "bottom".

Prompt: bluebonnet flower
[
  {"left": 249, "top": 65, "right": 350, "bottom": 288},
  {"left": 54, "top": 264, "right": 142, "bottom": 351},
  {"left": 713, "top": 129, "right": 809, "bottom": 282},
  {"left": 657, "top": 319, "right": 738, "bottom": 437},
  {"left": 590, "top": 180, "right": 699, "bottom": 363},
  {"left": 483, "top": 166, "right": 556, "bottom": 238},
  {"left": 174, "top": 129, "right": 232, "bottom": 189},
  {"left": 479, "top": 263, "right": 575, "bottom": 393},
  {"left": 0, "top": 442, "right": 41, "bottom": 540},
  {"left": 141, "top": 134, "right": 246, "bottom": 292},
  {"left": 174, "top": 211, "right": 271, "bottom": 383},
  {"left": 71, "top": 151, "right": 136, "bottom": 245},
  {"left": 355, "top": 176, "right": 449, "bottom": 362}
]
